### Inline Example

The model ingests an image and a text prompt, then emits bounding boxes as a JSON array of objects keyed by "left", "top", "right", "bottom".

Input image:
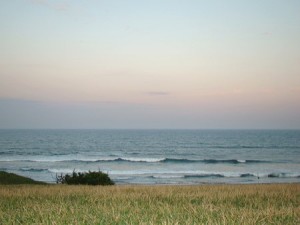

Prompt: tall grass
[{"left": 0, "top": 184, "right": 299, "bottom": 224}]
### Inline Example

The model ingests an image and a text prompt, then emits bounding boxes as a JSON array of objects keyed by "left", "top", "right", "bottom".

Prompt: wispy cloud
[
  {"left": 0, "top": 98, "right": 152, "bottom": 108},
  {"left": 29, "top": 0, "right": 70, "bottom": 11},
  {"left": 0, "top": 98, "right": 42, "bottom": 104},
  {"left": 53, "top": 2, "right": 69, "bottom": 11},
  {"left": 30, "top": 0, "right": 47, "bottom": 4},
  {"left": 261, "top": 31, "right": 272, "bottom": 36},
  {"left": 146, "top": 91, "right": 170, "bottom": 96}
]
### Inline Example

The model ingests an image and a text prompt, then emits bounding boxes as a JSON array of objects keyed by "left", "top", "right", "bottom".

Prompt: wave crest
[{"left": 0, "top": 157, "right": 270, "bottom": 164}]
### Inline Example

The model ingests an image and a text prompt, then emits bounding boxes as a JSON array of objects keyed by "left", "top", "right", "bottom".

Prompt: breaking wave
[{"left": 1, "top": 157, "right": 271, "bottom": 164}]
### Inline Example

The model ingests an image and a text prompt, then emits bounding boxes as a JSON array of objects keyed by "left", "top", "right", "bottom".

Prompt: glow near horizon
[{"left": 0, "top": 0, "right": 299, "bottom": 129}]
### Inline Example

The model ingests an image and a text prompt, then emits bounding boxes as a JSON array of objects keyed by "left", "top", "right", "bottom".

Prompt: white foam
[
  {"left": 237, "top": 159, "right": 246, "bottom": 163},
  {"left": 120, "top": 157, "right": 165, "bottom": 162},
  {"left": 48, "top": 168, "right": 86, "bottom": 174},
  {"left": 152, "top": 175, "right": 185, "bottom": 179}
]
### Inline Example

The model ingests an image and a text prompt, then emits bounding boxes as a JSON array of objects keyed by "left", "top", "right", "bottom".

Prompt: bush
[{"left": 56, "top": 170, "right": 114, "bottom": 185}]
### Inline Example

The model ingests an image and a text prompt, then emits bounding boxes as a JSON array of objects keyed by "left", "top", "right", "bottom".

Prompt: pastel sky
[{"left": 0, "top": 0, "right": 300, "bottom": 129}]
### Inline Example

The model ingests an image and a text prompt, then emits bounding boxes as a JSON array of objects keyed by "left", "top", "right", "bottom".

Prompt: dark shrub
[{"left": 56, "top": 170, "right": 114, "bottom": 185}]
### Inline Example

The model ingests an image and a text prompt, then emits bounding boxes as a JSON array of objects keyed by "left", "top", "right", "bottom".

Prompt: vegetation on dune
[
  {"left": 0, "top": 171, "right": 46, "bottom": 185},
  {"left": 56, "top": 170, "right": 114, "bottom": 185},
  {"left": 0, "top": 184, "right": 299, "bottom": 224}
]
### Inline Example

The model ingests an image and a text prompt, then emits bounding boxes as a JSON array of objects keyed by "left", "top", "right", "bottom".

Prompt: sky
[{"left": 0, "top": 0, "right": 300, "bottom": 129}]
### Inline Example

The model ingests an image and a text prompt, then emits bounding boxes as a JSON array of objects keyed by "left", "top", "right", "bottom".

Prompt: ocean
[{"left": 0, "top": 129, "right": 299, "bottom": 184}]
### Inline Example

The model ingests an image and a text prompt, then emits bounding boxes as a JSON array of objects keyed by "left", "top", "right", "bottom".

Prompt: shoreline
[{"left": 2, "top": 170, "right": 299, "bottom": 186}]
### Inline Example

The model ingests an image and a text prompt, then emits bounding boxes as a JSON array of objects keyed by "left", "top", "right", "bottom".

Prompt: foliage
[
  {"left": 56, "top": 170, "right": 114, "bottom": 185},
  {"left": 0, "top": 171, "right": 46, "bottom": 185}
]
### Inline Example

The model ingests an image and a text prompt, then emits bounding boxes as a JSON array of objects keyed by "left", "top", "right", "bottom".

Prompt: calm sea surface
[{"left": 0, "top": 129, "right": 299, "bottom": 184}]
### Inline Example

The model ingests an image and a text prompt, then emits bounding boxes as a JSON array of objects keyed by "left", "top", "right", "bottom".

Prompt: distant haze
[{"left": 0, "top": 0, "right": 299, "bottom": 129}]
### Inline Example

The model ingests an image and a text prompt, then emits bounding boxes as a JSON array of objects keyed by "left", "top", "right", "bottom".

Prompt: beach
[
  {"left": 0, "top": 183, "right": 299, "bottom": 224},
  {"left": 1, "top": 130, "right": 299, "bottom": 224},
  {"left": 1, "top": 0, "right": 300, "bottom": 223}
]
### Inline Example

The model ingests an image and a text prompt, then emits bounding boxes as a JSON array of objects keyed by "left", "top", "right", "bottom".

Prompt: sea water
[{"left": 0, "top": 129, "right": 299, "bottom": 184}]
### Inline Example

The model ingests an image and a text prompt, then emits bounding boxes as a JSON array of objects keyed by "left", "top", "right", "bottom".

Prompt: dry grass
[{"left": 0, "top": 184, "right": 299, "bottom": 224}]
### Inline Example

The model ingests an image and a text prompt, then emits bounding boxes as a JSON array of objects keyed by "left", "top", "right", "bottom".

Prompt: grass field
[{"left": 0, "top": 183, "right": 299, "bottom": 224}]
